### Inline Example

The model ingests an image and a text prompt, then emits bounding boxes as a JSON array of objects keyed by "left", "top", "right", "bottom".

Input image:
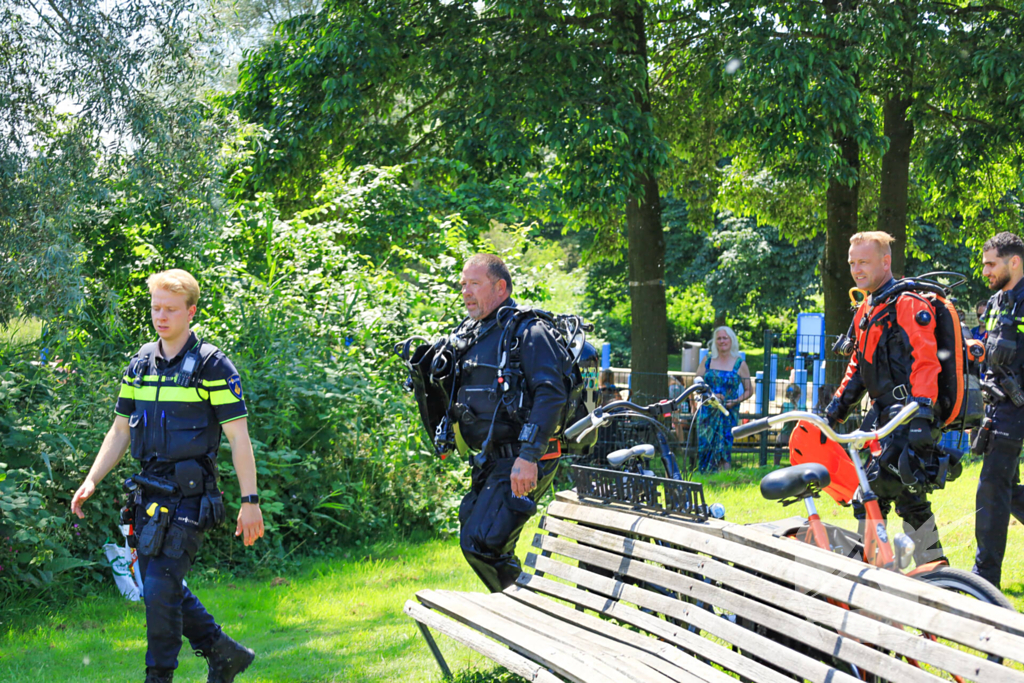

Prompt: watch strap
[{"left": 241, "top": 494, "right": 260, "bottom": 505}]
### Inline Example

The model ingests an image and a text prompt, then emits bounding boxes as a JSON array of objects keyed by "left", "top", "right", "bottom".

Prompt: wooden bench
[{"left": 406, "top": 489, "right": 1024, "bottom": 682}]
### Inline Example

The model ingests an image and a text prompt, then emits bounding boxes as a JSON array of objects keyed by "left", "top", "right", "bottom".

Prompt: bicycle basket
[{"left": 789, "top": 421, "right": 859, "bottom": 505}]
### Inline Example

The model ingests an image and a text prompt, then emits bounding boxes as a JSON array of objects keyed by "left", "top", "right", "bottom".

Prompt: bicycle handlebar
[
  {"left": 730, "top": 402, "right": 921, "bottom": 445},
  {"left": 565, "top": 378, "right": 723, "bottom": 443}
]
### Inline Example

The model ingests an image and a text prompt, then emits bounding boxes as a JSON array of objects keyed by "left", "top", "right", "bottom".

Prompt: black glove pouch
[
  {"left": 138, "top": 508, "right": 172, "bottom": 557},
  {"left": 174, "top": 460, "right": 206, "bottom": 498},
  {"left": 198, "top": 491, "right": 225, "bottom": 531}
]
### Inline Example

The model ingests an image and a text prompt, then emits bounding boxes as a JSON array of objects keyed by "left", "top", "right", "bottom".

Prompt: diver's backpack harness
[
  {"left": 475, "top": 305, "right": 594, "bottom": 456},
  {"left": 836, "top": 273, "right": 979, "bottom": 431}
]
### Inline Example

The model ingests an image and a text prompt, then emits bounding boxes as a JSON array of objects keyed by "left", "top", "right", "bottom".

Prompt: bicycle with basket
[{"left": 734, "top": 403, "right": 1014, "bottom": 681}]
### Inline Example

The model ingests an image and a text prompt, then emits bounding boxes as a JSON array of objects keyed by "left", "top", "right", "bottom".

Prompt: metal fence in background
[{"left": 576, "top": 329, "right": 973, "bottom": 474}]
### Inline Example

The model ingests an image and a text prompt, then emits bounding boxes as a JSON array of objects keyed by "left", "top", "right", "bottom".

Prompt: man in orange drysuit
[{"left": 825, "top": 231, "right": 947, "bottom": 565}]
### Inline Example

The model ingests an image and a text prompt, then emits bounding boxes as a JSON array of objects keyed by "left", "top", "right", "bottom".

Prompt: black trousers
[
  {"left": 974, "top": 402, "right": 1024, "bottom": 589},
  {"left": 459, "top": 455, "right": 559, "bottom": 593},
  {"left": 853, "top": 465, "right": 943, "bottom": 566},
  {"left": 136, "top": 494, "right": 220, "bottom": 671},
  {"left": 852, "top": 407, "right": 944, "bottom": 566}
]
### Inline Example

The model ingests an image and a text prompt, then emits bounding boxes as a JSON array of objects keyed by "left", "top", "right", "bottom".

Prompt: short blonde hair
[
  {"left": 850, "top": 231, "right": 894, "bottom": 257},
  {"left": 147, "top": 269, "right": 200, "bottom": 307},
  {"left": 709, "top": 326, "right": 740, "bottom": 359}
]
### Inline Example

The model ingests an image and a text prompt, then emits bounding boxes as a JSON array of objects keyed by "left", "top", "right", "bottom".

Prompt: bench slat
[
  {"left": 475, "top": 593, "right": 694, "bottom": 683},
  {"left": 553, "top": 493, "right": 1024, "bottom": 637},
  {"left": 516, "top": 572, "right": 797, "bottom": 683},
  {"left": 503, "top": 586, "right": 737, "bottom": 683},
  {"left": 403, "top": 600, "right": 563, "bottom": 683},
  {"left": 417, "top": 589, "right": 634, "bottom": 683},
  {"left": 525, "top": 552, "right": 865, "bottom": 683},
  {"left": 548, "top": 499, "right": 1024, "bottom": 659},
  {"left": 539, "top": 514, "right": 1005, "bottom": 681}
]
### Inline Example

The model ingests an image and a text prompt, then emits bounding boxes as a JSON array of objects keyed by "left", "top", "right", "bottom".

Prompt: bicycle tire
[
  {"left": 891, "top": 567, "right": 1013, "bottom": 681},
  {"left": 915, "top": 566, "right": 1013, "bottom": 610}
]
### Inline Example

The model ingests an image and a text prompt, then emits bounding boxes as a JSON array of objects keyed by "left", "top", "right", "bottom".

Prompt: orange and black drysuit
[
  {"left": 826, "top": 277, "right": 945, "bottom": 564},
  {"left": 828, "top": 278, "right": 941, "bottom": 421}
]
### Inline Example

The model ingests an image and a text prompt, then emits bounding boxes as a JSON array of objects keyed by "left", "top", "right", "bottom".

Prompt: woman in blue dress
[{"left": 695, "top": 326, "right": 753, "bottom": 472}]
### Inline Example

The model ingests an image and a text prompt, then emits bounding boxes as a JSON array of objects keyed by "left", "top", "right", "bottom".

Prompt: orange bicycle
[{"left": 734, "top": 403, "right": 1012, "bottom": 680}]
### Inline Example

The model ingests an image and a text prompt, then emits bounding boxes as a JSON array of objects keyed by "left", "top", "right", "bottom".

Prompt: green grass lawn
[{"left": 3, "top": 461, "right": 1023, "bottom": 682}]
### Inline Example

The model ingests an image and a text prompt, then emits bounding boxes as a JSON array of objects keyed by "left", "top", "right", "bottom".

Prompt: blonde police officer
[{"left": 71, "top": 269, "right": 264, "bottom": 683}]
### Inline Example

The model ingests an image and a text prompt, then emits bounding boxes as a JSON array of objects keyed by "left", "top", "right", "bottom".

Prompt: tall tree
[
  {"left": 0, "top": 0, "right": 230, "bottom": 325},
  {"left": 699, "top": 0, "right": 1024, "bottom": 334},
  {"left": 697, "top": 0, "right": 874, "bottom": 335},
  {"left": 228, "top": 1, "right": 724, "bottom": 394}
]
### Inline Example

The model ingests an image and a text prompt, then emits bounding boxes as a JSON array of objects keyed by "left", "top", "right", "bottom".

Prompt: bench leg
[{"left": 415, "top": 619, "right": 453, "bottom": 680}]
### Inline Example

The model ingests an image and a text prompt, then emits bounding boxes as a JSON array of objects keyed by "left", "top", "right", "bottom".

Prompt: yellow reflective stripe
[
  {"left": 114, "top": 410, "right": 130, "bottom": 418},
  {"left": 209, "top": 389, "right": 242, "bottom": 406},
  {"left": 220, "top": 414, "right": 247, "bottom": 425},
  {"left": 118, "top": 383, "right": 134, "bottom": 399},
  {"left": 142, "top": 375, "right": 161, "bottom": 382},
  {"left": 157, "top": 386, "right": 206, "bottom": 403},
  {"left": 133, "top": 386, "right": 158, "bottom": 401},
  {"left": 201, "top": 379, "right": 228, "bottom": 387}
]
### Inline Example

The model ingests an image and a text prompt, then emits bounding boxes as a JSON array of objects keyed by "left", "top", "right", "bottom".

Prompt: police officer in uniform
[
  {"left": 973, "top": 232, "right": 1024, "bottom": 589},
  {"left": 448, "top": 254, "right": 568, "bottom": 592},
  {"left": 826, "top": 232, "right": 946, "bottom": 565},
  {"left": 71, "top": 269, "right": 264, "bottom": 683}
]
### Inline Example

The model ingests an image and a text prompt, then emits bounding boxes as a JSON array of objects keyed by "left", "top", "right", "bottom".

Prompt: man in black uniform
[
  {"left": 973, "top": 232, "right": 1024, "bottom": 589},
  {"left": 449, "top": 254, "right": 569, "bottom": 592},
  {"left": 71, "top": 269, "right": 264, "bottom": 683}
]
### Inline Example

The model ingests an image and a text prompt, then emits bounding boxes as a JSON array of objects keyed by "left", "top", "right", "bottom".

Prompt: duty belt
[{"left": 475, "top": 439, "right": 561, "bottom": 466}]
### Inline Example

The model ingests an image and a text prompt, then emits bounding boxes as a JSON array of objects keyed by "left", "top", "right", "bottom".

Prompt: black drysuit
[{"left": 450, "top": 299, "right": 568, "bottom": 592}]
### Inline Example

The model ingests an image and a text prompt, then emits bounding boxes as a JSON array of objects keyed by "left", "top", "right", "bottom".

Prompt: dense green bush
[{"left": 0, "top": 166, "right": 496, "bottom": 600}]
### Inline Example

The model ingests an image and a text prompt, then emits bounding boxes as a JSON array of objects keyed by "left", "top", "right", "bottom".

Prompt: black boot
[
  {"left": 202, "top": 633, "right": 255, "bottom": 683},
  {"left": 145, "top": 667, "right": 174, "bottom": 683}
]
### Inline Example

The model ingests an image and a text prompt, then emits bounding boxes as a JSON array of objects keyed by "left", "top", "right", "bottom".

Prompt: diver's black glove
[
  {"left": 824, "top": 397, "right": 842, "bottom": 429},
  {"left": 907, "top": 417, "right": 936, "bottom": 452}
]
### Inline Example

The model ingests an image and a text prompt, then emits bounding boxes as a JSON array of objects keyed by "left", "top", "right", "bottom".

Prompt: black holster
[
  {"left": 138, "top": 506, "right": 174, "bottom": 557},
  {"left": 973, "top": 417, "right": 993, "bottom": 455}
]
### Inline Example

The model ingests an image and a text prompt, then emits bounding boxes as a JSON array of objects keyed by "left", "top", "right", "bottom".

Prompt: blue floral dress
[{"left": 697, "top": 356, "right": 744, "bottom": 472}]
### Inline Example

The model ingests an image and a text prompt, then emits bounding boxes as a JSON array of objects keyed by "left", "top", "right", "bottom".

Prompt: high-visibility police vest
[{"left": 116, "top": 336, "right": 246, "bottom": 463}]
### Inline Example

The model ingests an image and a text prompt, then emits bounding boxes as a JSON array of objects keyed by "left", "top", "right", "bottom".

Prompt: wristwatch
[{"left": 241, "top": 494, "right": 260, "bottom": 505}]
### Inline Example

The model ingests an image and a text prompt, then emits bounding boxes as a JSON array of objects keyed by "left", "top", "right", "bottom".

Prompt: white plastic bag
[{"left": 103, "top": 525, "right": 143, "bottom": 601}]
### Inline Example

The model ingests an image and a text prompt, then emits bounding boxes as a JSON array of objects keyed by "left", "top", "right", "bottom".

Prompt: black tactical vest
[{"left": 126, "top": 340, "right": 223, "bottom": 464}]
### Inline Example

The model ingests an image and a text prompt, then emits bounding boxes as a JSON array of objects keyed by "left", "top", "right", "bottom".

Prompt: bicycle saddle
[
  {"left": 760, "top": 463, "right": 831, "bottom": 501},
  {"left": 607, "top": 444, "right": 655, "bottom": 467}
]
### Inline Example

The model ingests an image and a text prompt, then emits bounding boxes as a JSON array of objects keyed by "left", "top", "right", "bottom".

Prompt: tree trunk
[
  {"left": 823, "top": 134, "right": 860, "bottom": 337},
  {"left": 714, "top": 310, "right": 727, "bottom": 328},
  {"left": 877, "top": 94, "right": 914, "bottom": 277},
  {"left": 822, "top": 0, "right": 861, "bottom": 337},
  {"left": 627, "top": 175, "right": 668, "bottom": 404},
  {"left": 621, "top": 0, "right": 668, "bottom": 404}
]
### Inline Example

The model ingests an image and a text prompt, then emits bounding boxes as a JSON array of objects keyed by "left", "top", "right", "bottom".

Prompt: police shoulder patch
[
  {"left": 227, "top": 374, "right": 244, "bottom": 400},
  {"left": 915, "top": 310, "right": 932, "bottom": 326}
]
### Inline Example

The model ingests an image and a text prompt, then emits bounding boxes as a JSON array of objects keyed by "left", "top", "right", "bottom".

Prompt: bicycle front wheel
[
  {"left": 907, "top": 566, "right": 1014, "bottom": 681},
  {"left": 915, "top": 566, "right": 1013, "bottom": 609}
]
